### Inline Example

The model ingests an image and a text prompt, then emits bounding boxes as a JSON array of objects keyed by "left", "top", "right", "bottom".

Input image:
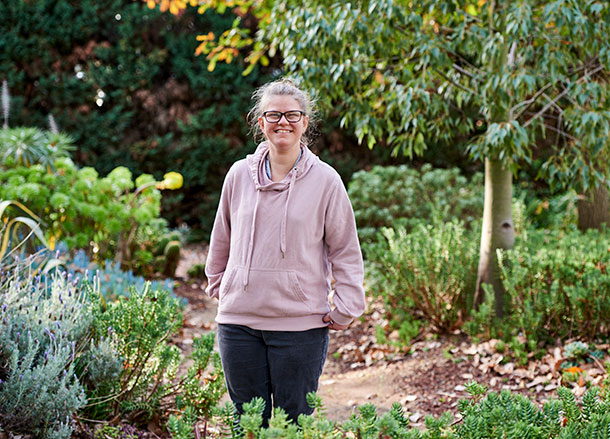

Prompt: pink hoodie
[{"left": 205, "top": 142, "right": 365, "bottom": 331}]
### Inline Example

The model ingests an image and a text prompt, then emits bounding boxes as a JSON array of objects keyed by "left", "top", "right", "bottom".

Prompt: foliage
[
  {"left": 348, "top": 164, "right": 483, "bottom": 243},
  {"left": 364, "top": 221, "right": 478, "bottom": 341},
  {"left": 67, "top": 248, "right": 175, "bottom": 300},
  {"left": 0, "top": 199, "right": 49, "bottom": 262},
  {"left": 0, "top": 256, "right": 94, "bottom": 439},
  {"left": 0, "top": 126, "right": 74, "bottom": 168},
  {"left": 0, "top": 150, "right": 181, "bottom": 274},
  {"left": 0, "top": 248, "right": 223, "bottom": 436},
  {"left": 83, "top": 285, "right": 182, "bottom": 420},
  {"left": 83, "top": 285, "right": 225, "bottom": 423},
  {"left": 466, "top": 227, "right": 610, "bottom": 346},
  {"left": 0, "top": 0, "right": 268, "bottom": 236},
  {"left": 193, "top": 384, "right": 610, "bottom": 439}
]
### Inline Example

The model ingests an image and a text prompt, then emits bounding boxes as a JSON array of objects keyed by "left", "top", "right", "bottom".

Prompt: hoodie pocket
[{"left": 219, "top": 266, "right": 313, "bottom": 318}]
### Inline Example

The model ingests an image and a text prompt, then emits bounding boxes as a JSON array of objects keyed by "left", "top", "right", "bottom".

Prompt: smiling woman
[{"left": 204, "top": 78, "right": 365, "bottom": 426}]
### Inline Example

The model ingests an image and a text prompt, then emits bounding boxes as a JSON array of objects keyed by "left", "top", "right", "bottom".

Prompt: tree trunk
[
  {"left": 474, "top": 158, "right": 515, "bottom": 318},
  {"left": 577, "top": 183, "right": 610, "bottom": 232}
]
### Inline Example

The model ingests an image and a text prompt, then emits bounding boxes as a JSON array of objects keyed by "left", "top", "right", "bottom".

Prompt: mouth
[{"left": 274, "top": 129, "right": 293, "bottom": 133}]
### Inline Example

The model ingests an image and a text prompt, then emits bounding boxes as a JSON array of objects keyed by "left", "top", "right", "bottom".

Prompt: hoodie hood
[
  {"left": 246, "top": 141, "right": 318, "bottom": 190},
  {"left": 241, "top": 141, "right": 319, "bottom": 289}
]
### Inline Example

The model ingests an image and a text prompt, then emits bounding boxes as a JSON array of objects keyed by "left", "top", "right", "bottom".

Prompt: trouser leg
[
  {"left": 264, "top": 327, "right": 329, "bottom": 423},
  {"left": 217, "top": 324, "right": 273, "bottom": 424}
]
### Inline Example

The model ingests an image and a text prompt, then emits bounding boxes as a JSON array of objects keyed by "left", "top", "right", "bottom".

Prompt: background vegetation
[{"left": 2, "top": 0, "right": 610, "bottom": 437}]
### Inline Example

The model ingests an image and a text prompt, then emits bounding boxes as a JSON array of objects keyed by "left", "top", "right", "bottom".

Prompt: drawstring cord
[
  {"left": 243, "top": 189, "right": 261, "bottom": 290},
  {"left": 280, "top": 168, "right": 297, "bottom": 258}
]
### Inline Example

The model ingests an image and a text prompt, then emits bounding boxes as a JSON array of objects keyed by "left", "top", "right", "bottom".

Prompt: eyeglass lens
[{"left": 264, "top": 111, "right": 304, "bottom": 123}]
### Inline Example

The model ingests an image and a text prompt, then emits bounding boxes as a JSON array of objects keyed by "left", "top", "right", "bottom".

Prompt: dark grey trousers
[{"left": 217, "top": 323, "right": 329, "bottom": 426}]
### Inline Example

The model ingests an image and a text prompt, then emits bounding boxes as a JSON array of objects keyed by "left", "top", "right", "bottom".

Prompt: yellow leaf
[
  {"left": 374, "top": 70, "right": 384, "bottom": 84},
  {"left": 565, "top": 366, "right": 583, "bottom": 373},
  {"left": 146, "top": 0, "right": 157, "bottom": 9},
  {"left": 466, "top": 4, "right": 478, "bottom": 16},
  {"left": 477, "top": 0, "right": 486, "bottom": 6}
]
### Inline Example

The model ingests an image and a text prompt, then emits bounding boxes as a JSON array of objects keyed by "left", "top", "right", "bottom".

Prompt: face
[{"left": 258, "top": 95, "right": 309, "bottom": 153}]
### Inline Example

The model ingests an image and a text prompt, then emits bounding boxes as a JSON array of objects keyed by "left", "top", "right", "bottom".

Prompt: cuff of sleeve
[
  {"left": 330, "top": 309, "right": 353, "bottom": 326},
  {"left": 205, "top": 285, "right": 219, "bottom": 299}
]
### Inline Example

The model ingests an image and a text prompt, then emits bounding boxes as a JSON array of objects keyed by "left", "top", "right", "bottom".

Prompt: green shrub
[
  {"left": 0, "top": 0, "right": 267, "bottom": 237},
  {"left": 0, "top": 153, "right": 177, "bottom": 274},
  {"left": 466, "top": 227, "right": 610, "bottom": 347},
  {"left": 364, "top": 221, "right": 478, "bottom": 341},
  {"left": 84, "top": 286, "right": 225, "bottom": 423},
  {"left": 348, "top": 164, "right": 483, "bottom": 243}
]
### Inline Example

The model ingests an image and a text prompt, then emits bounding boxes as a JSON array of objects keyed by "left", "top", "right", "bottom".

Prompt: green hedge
[{"left": 348, "top": 164, "right": 483, "bottom": 244}]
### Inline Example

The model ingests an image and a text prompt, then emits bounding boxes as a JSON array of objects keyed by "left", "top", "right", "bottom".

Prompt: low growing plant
[
  {"left": 364, "top": 221, "right": 478, "bottom": 341},
  {"left": 83, "top": 286, "right": 225, "bottom": 424},
  {"left": 0, "top": 151, "right": 182, "bottom": 275},
  {"left": 467, "top": 227, "right": 610, "bottom": 348}
]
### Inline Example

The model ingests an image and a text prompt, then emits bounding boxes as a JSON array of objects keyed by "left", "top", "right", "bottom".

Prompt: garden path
[{"left": 173, "top": 245, "right": 608, "bottom": 427}]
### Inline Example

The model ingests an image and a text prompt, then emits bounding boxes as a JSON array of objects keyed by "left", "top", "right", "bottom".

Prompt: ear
[
  {"left": 258, "top": 116, "right": 265, "bottom": 133},
  {"left": 302, "top": 115, "right": 309, "bottom": 132}
]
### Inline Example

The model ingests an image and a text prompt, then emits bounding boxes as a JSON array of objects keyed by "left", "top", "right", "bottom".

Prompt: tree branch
[
  {"left": 543, "top": 121, "right": 579, "bottom": 143},
  {"left": 433, "top": 68, "right": 481, "bottom": 97},
  {"left": 523, "top": 64, "right": 604, "bottom": 128},
  {"left": 511, "top": 83, "right": 553, "bottom": 120}
]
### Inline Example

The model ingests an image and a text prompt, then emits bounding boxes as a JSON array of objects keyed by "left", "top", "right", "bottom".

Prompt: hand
[{"left": 323, "top": 313, "right": 349, "bottom": 331}]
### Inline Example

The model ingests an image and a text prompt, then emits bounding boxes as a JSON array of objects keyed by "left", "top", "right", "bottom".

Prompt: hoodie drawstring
[
  {"left": 280, "top": 169, "right": 298, "bottom": 258},
  {"left": 243, "top": 189, "right": 261, "bottom": 290}
]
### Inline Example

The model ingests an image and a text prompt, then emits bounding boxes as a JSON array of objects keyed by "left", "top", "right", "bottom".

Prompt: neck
[{"left": 267, "top": 144, "right": 302, "bottom": 182}]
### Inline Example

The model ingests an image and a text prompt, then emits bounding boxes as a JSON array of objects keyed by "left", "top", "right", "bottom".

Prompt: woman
[{"left": 205, "top": 79, "right": 365, "bottom": 425}]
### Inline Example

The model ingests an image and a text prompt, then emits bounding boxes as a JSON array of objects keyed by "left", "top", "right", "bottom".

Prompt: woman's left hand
[{"left": 323, "top": 313, "right": 349, "bottom": 331}]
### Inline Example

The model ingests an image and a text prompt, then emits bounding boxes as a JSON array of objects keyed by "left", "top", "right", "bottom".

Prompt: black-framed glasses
[{"left": 262, "top": 110, "right": 305, "bottom": 123}]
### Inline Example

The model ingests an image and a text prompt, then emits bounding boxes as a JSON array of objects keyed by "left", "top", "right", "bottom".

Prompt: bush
[
  {"left": 0, "top": 0, "right": 267, "bottom": 237},
  {"left": 466, "top": 227, "right": 610, "bottom": 347},
  {"left": 348, "top": 164, "right": 483, "bottom": 244},
  {"left": 83, "top": 285, "right": 225, "bottom": 423},
  {"left": 0, "top": 126, "right": 73, "bottom": 168},
  {"left": 364, "top": 221, "right": 478, "bottom": 341},
  {"left": 0, "top": 151, "right": 179, "bottom": 274},
  {"left": 0, "top": 248, "right": 223, "bottom": 437},
  {"left": 0, "top": 256, "right": 95, "bottom": 439}
]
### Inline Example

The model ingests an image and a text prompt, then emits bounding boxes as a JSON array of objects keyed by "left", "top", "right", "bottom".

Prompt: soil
[{"left": 173, "top": 245, "right": 610, "bottom": 427}]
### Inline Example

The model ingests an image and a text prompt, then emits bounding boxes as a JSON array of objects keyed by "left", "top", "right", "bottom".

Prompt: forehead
[{"left": 263, "top": 95, "right": 303, "bottom": 111}]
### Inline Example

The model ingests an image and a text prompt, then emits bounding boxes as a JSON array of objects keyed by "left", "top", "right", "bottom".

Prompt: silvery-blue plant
[{"left": 0, "top": 254, "right": 98, "bottom": 439}]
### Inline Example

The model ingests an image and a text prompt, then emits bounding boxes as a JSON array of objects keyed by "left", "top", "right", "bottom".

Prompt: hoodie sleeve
[
  {"left": 324, "top": 175, "right": 366, "bottom": 326},
  {"left": 204, "top": 167, "right": 234, "bottom": 299}
]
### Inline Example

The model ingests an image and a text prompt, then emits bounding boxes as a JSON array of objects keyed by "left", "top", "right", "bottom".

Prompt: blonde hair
[{"left": 248, "top": 78, "right": 317, "bottom": 144}]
